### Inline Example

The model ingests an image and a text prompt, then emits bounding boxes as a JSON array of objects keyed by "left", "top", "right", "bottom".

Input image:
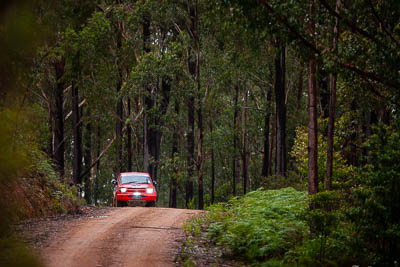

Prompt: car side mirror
[
  {"left": 153, "top": 180, "right": 157, "bottom": 186},
  {"left": 111, "top": 179, "right": 117, "bottom": 186}
]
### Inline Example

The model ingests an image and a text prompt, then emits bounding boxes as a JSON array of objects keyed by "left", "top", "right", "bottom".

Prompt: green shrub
[
  {"left": 290, "top": 122, "right": 356, "bottom": 190},
  {"left": 205, "top": 187, "right": 308, "bottom": 263},
  {"left": 348, "top": 123, "right": 400, "bottom": 266},
  {"left": 0, "top": 237, "right": 42, "bottom": 267},
  {"left": 295, "top": 191, "right": 355, "bottom": 266}
]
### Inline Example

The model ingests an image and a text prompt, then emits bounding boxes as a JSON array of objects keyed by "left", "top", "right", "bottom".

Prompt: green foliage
[
  {"left": 262, "top": 172, "right": 307, "bottom": 191},
  {"left": 293, "top": 191, "right": 354, "bottom": 266},
  {"left": 290, "top": 120, "right": 356, "bottom": 189},
  {"left": 348, "top": 123, "right": 400, "bottom": 266},
  {"left": 0, "top": 237, "right": 42, "bottom": 267},
  {"left": 0, "top": 108, "right": 29, "bottom": 183},
  {"left": 294, "top": 123, "right": 400, "bottom": 266},
  {"left": 204, "top": 188, "right": 308, "bottom": 263}
]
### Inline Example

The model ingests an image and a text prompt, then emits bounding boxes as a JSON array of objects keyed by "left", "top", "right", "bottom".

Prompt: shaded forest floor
[
  {"left": 176, "top": 221, "right": 244, "bottom": 267},
  {"left": 15, "top": 206, "right": 113, "bottom": 249}
]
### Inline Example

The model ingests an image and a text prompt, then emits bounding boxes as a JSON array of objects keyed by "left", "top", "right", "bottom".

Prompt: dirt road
[{"left": 40, "top": 207, "right": 201, "bottom": 267}]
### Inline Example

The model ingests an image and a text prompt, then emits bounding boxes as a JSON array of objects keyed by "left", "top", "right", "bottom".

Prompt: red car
[{"left": 112, "top": 172, "right": 157, "bottom": 207}]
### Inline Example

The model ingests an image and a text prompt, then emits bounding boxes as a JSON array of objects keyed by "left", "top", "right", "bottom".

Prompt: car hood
[{"left": 120, "top": 184, "right": 150, "bottom": 188}]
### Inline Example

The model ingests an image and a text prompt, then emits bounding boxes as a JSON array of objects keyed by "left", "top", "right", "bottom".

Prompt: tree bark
[
  {"left": 308, "top": 0, "right": 318, "bottom": 195},
  {"left": 53, "top": 57, "right": 65, "bottom": 181},
  {"left": 169, "top": 100, "right": 179, "bottom": 208},
  {"left": 261, "top": 86, "right": 272, "bottom": 178},
  {"left": 242, "top": 89, "right": 248, "bottom": 194},
  {"left": 115, "top": 24, "right": 123, "bottom": 175},
  {"left": 297, "top": 61, "right": 304, "bottom": 110},
  {"left": 72, "top": 51, "right": 82, "bottom": 186},
  {"left": 269, "top": 112, "right": 276, "bottom": 177},
  {"left": 83, "top": 107, "right": 92, "bottom": 204},
  {"left": 186, "top": 90, "right": 195, "bottom": 207},
  {"left": 94, "top": 124, "right": 100, "bottom": 205},
  {"left": 143, "top": 17, "right": 151, "bottom": 173},
  {"left": 326, "top": 0, "right": 341, "bottom": 190},
  {"left": 197, "top": 92, "right": 204, "bottom": 209},
  {"left": 190, "top": 0, "right": 203, "bottom": 210},
  {"left": 127, "top": 97, "right": 132, "bottom": 172},
  {"left": 275, "top": 42, "right": 287, "bottom": 177},
  {"left": 72, "top": 83, "right": 82, "bottom": 185},
  {"left": 185, "top": 0, "right": 197, "bottom": 208},
  {"left": 149, "top": 78, "right": 171, "bottom": 182},
  {"left": 232, "top": 84, "right": 240, "bottom": 196},
  {"left": 210, "top": 120, "right": 215, "bottom": 204}
]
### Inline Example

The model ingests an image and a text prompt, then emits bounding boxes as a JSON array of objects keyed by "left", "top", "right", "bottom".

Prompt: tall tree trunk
[
  {"left": 186, "top": 91, "right": 195, "bottom": 207},
  {"left": 72, "top": 51, "right": 82, "bottom": 186},
  {"left": 115, "top": 25, "right": 123, "bottom": 175},
  {"left": 326, "top": 0, "right": 341, "bottom": 190},
  {"left": 232, "top": 84, "right": 240, "bottom": 196},
  {"left": 143, "top": 112, "right": 149, "bottom": 172},
  {"left": 297, "top": 61, "right": 304, "bottom": 110},
  {"left": 185, "top": 0, "right": 196, "bottom": 208},
  {"left": 94, "top": 124, "right": 100, "bottom": 205},
  {"left": 143, "top": 17, "right": 151, "bottom": 173},
  {"left": 197, "top": 93, "right": 204, "bottom": 209},
  {"left": 116, "top": 88, "right": 123, "bottom": 174},
  {"left": 269, "top": 112, "right": 276, "bottom": 176},
  {"left": 83, "top": 107, "right": 92, "bottom": 204},
  {"left": 72, "top": 83, "right": 82, "bottom": 185},
  {"left": 275, "top": 42, "right": 287, "bottom": 177},
  {"left": 48, "top": 110, "right": 53, "bottom": 160},
  {"left": 190, "top": 0, "right": 203, "bottom": 210},
  {"left": 127, "top": 97, "right": 132, "bottom": 172},
  {"left": 53, "top": 57, "right": 65, "bottom": 181},
  {"left": 308, "top": 0, "right": 318, "bottom": 195},
  {"left": 197, "top": 92, "right": 203, "bottom": 209},
  {"left": 242, "top": 89, "right": 248, "bottom": 194},
  {"left": 169, "top": 100, "right": 179, "bottom": 208},
  {"left": 210, "top": 120, "right": 215, "bottom": 204},
  {"left": 261, "top": 87, "right": 272, "bottom": 178}
]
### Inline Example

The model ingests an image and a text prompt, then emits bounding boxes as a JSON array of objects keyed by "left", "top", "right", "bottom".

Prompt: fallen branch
[{"left": 79, "top": 108, "right": 143, "bottom": 180}]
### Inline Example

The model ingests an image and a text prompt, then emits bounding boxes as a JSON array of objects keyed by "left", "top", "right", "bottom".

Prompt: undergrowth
[{"left": 183, "top": 187, "right": 308, "bottom": 266}]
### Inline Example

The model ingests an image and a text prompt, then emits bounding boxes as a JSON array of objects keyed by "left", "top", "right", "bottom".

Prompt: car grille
[{"left": 127, "top": 189, "right": 146, "bottom": 192}]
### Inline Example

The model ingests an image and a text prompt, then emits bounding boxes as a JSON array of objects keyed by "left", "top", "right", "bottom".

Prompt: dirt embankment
[{"left": 20, "top": 207, "right": 201, "bottom": 267}]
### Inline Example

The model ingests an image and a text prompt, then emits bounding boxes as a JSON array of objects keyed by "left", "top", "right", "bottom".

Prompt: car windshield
[{"left": 120, "top": 175, "right": 151, "bottom": 185}]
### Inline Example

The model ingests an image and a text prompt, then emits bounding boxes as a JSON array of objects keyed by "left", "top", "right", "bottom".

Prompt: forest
[{"left": 1, "top": 0, "right": 400, "bottom": 266}]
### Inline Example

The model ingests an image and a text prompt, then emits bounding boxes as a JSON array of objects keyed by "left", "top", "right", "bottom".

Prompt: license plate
[{"left": 131, "top": 195, "right": 142, "bottom": 199}]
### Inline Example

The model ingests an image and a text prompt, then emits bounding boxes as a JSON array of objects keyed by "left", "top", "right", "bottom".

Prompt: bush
[
  {"left": 348, "top": 123, "right": 400, "bottom": 266},
  {"left": 297, "top": 123, "right": 400, "bottom": 266},
  {"left": 205, "top": 187, "right": 308, "bottom": 264}
]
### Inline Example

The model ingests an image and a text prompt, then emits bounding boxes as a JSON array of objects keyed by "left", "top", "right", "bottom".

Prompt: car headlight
[
  {"left": 146, "top": 188, "right": 154, "bottom": 194},
  {"left": 120, "top": 188, "right": 127, "bottom": 193}
]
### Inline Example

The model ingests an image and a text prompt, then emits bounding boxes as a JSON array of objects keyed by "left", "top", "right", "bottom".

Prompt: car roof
[{"left": 120, "top": 172, "right": 150, "bottom": 176}]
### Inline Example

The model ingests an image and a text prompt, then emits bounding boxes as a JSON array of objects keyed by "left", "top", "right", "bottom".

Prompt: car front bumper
[{"left": 116, "top": 192, "right": 156, "bottom": 202}]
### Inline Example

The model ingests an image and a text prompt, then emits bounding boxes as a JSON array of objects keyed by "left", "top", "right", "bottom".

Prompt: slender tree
[
  {"left": 210, "top": 119, "right": 216, "bottom": 204},
  {"left": 261, "top": 86, "right": 272, "bottom": 178},
  {"left": 275, "top": 42, "right": 287, "bottom": 177},
  {"left": 169, "top": 99, "right": 179, "bottom": 208},
  {"left": 115, "top": 19, "right": 123, "bottom": 175},
  {"left": 326, "top": 0, "right": 341, "bottom": 190},
  {"left": 308, "top": 0, "right": 318, "bottom": 195},
  {"left": 53, "top": 57, "right": 65, "bottom": 181},
  {"left": 72, "top": 51, "right": 82, "bottom": 185},
  {"left": 232, "top": 83, "right": 240, "bottom": 196},
  {"left": 242, "top": 89, "right": 248, "bottom": 194},
  {"left": 127, "top": 97, "right": 133, "bottom": 172},
  {"left": 83, "top": 107, "right": 92, "bottom": 203}
]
